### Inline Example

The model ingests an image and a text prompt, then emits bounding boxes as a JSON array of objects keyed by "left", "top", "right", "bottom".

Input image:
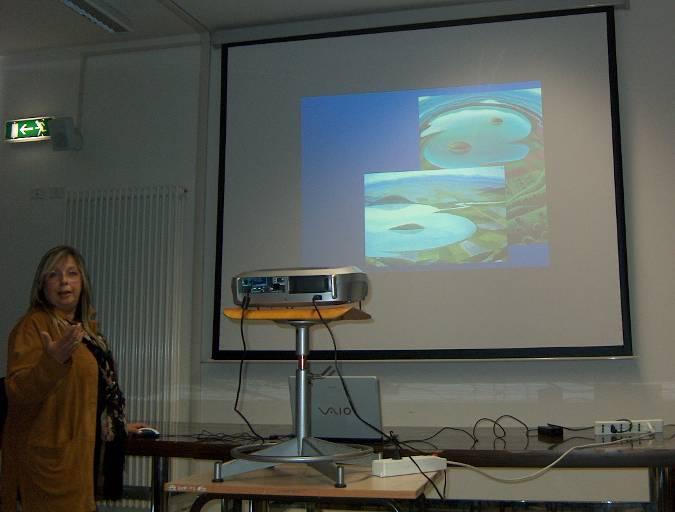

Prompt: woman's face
[{"left": 43, "top": 255, "right": 82, "bottom": 318}]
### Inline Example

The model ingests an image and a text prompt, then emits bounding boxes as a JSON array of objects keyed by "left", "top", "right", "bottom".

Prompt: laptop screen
[{"left": 288, "top": 375, "right": 383, "bottom": 441}]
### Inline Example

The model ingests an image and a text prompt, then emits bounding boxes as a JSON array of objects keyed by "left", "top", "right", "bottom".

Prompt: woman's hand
[
  {"left": 41, "top": 323, "right": 84, "bottom": 364},
  {"left": 126, "top": 422, "right": 151, "bottom": 434}
]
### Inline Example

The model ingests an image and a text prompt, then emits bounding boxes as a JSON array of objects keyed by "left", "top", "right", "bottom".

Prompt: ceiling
[{"left": 0, "top": 0, "right": 507, "bottom": 57}]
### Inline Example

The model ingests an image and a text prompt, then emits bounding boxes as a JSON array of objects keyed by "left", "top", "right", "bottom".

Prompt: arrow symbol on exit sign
[{"left": 5, "top": 117, "right": 52, "bottom": 142}]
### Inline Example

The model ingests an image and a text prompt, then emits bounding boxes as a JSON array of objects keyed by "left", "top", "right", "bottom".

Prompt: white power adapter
[{"left": 371, "top": 455, "right": 447, "bottom": 477}]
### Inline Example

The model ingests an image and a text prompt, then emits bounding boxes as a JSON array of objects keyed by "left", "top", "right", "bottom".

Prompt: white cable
[{"left": 445, "top": 430, "right": 655, "bottom": 484}]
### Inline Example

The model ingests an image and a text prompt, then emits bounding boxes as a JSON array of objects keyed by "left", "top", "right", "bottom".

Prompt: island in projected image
[
  {"left": 364, "top": 83, "right": 549, "bottom": 269},
  {"left": 365, "top": 168, "right": 506, "bottom": 265}
]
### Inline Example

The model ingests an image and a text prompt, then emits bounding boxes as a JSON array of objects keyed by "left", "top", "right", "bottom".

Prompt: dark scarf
[{"left": 81, "top": 333, "right": 127, "bottom": 500}]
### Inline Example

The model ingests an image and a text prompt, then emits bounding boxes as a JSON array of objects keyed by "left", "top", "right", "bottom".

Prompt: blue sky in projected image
[{"left": 301, "top": 80, "right": 550, "bottom": 271}]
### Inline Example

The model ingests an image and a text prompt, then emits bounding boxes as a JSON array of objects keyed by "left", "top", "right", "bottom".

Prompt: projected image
[
  {"left": 419, "top": 86, "right": 549, "bottom": 250},
  {"left": 365, "top": 168, "right": 506, "bottom": 265},
  {"left": 301, "top": 80, "right": 549, "bottom": 270},
  {"left": 420, "top": 98, "right": 534, "bottom": 170}
]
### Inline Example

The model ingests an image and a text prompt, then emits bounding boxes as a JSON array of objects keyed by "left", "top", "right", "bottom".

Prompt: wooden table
[
  {"left": 165, "top": 463, "right": 441, "bottom": 512},
  {"left": 126, "top": 423, "right": 675, "bottom": 512}
]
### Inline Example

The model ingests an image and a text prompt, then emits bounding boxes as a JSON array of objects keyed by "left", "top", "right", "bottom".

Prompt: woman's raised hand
[{"left": 41, "top": 323, "right": 85, "bottom": 364}]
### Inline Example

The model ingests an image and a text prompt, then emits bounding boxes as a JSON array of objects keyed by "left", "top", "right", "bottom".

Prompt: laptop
[{"left": 288, "top": 375, "right": 383, "bottom": 441}]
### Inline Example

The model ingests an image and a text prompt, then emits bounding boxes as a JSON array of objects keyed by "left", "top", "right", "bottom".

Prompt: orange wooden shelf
[{"left": 223, "top": 305, "right": 371, "bottom": 322}]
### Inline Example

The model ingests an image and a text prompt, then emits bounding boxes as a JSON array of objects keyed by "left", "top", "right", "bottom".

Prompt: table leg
[
  {"left": 151, "top": 455, "right": 170, "bottom": 512},
  {"left": 249, "top": 499, "right": 269, "bottom": 512},
  {"left": 649, "top": 465, "right": 674, "bottom": 512}
]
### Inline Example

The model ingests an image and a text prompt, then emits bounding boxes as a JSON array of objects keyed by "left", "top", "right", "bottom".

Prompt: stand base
[{"left": 213, "top": 436, "right": 375, "bottom": 487}]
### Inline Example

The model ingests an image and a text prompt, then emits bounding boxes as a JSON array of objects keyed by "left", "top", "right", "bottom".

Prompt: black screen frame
[{"left": 212, "top": 6, "right": 632, "bottom": 361}]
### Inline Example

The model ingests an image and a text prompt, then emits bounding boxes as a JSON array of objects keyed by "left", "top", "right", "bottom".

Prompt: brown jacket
[{"left": 1, "top": 309, "right": 98, "bottom": 512}]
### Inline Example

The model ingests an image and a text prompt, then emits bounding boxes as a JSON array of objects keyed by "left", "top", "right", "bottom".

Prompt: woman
[{"left": 1, "top": 246, "right": 146, "bottom": 512}]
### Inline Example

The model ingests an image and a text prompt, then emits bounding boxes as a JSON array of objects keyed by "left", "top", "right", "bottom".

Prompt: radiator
[{"left": 64, "top": 185, "right": 188, "bottom": 497}]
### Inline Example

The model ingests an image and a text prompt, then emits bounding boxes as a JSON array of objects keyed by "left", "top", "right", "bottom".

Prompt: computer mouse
[{"left": 136, "top": 427, "right": 160, "bottom": 439}]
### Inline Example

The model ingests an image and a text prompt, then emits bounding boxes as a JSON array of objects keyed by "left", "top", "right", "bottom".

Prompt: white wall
[
  {"left": 0, "top": 43, "right": 201, "bottom": 377},
  {"left": 0, "top": 57, "right": 82, "bottom": 358}
]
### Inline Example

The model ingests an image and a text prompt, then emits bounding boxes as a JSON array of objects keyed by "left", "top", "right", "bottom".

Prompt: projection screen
[{"left": 213, "top": 7, "right": 631, "bottom": 360}]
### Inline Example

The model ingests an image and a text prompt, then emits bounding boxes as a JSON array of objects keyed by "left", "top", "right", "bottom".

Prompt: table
[
  {"left": 165, "top": 463, "right": 441, "bottom": 512},
  {"left": 125, "top": 423, "right": 675, "bottom": 512}
]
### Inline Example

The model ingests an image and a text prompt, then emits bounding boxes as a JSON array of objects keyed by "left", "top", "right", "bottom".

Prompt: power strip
[
  {"left": 594, "top": 418, "right": 664, "bottom": 435},
  {"left": 372, "top": 455, "right": 447, "bottom": 477}
]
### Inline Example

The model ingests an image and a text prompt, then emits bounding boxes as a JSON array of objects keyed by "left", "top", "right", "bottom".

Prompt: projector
[{"left": 232, "top": 266, "right": 368, "bottom": 307}]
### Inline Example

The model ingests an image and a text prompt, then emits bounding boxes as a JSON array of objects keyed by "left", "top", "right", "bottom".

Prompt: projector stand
[{"left": 213, "top": 319, "right": 374, "bottom": 487}]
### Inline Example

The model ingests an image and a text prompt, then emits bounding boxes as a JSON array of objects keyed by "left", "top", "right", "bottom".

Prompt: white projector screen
[{"left": 213, "top": 7, "right": 631, "bottom": 360}]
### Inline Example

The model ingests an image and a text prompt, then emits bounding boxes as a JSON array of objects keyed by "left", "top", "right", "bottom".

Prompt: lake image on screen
[
  {"left": 419, "top": 85, "right": 549, "bottom": 252},
  {"left": 364, "top": 168, "right": 507, "bottom": 266}
]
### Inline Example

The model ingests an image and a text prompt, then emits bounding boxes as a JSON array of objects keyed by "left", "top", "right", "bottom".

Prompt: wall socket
[{"left": 594, "top": 419, "right": 664, "bottom": 435}]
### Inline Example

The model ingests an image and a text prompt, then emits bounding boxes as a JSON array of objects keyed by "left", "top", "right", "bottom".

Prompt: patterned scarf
[
  {"left": 82, "top": 333, "right": 127, "bottom": 500},
  {"left": 58, "top": 317, "right": 128, "bottom": 500}
]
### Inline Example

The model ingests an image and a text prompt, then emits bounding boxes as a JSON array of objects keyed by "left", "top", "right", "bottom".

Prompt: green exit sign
[{"left": 4, "top": 117, "right": 53, "bottom": 143}]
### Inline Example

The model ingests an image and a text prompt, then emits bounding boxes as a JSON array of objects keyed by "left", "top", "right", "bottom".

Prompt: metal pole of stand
[
  {"left": 295, "top": 322, "right": 312, "bottom": 454},
  {"left": 213, "top": 461, "right": 224, "bottom": 482},
  {"left": 225, "top": 317, "right": 373, "bottom": 485},
  {"left": 335, "top": 465, "right": 346, "bottom": 488}
]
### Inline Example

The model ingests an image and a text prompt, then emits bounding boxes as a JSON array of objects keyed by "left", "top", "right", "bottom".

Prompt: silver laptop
[{"left": 288, "top": 375, "right": 383, "bottom": 441}]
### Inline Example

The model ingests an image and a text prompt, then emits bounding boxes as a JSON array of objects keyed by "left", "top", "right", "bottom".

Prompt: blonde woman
[{"left": 1, "top": 246, "right": 146, "bottom": 512}]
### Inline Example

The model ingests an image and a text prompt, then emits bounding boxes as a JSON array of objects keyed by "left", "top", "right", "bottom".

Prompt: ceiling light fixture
[{"left": 60, "top": 0, "right": 133, "bottom": 33}]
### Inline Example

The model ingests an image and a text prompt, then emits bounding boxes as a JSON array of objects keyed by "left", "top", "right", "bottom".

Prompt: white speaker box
[{"left": 49, "top": 117, "right": 83, "bottom": 151}]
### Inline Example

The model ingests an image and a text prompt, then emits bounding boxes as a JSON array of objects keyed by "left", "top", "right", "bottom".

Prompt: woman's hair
[{"left": 29, "top": 245, "right": 97, "bottom": 337}]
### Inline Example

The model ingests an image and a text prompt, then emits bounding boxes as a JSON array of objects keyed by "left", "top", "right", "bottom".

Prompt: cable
[
  {"left": 402, "top": 426, "right": 477, "bottom": 445},
  {"left": 547, "top": 424, "right": 595, "bottom": 432},
  {"left": 311, "top": 299, "right": 447, "bottom": 501},
  {"left": 472, "top": 417, "right": 507, "bottom": 440},
  {"left": 470, "top": 415, "right": 536, "bottom": 448},
  {"left": 544, "top": 435, "right": 595, "bottom": 450},
  {"left": 311, "top": 298, "right": 394, "bottom": 444},
  {"left": 611, "top": 418, "right": 633, "bottom": 434},
  {"left": 406, "top": 453, "right": 446, "bottom": 501},
  {"left": 233, "top": 294, "right": 265, "bottom": 441},
  {"left": 492, "top": 414, "right": 531, "bottom": 434},
  {"left": 445, "top": 430, "right": 656, "bottom": 484},
  {"left": 160, "top": 429, "right": 292, "bottom": 443},
  {"left": 388, "top": 431, "right": 402, "bottom": 459}
]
